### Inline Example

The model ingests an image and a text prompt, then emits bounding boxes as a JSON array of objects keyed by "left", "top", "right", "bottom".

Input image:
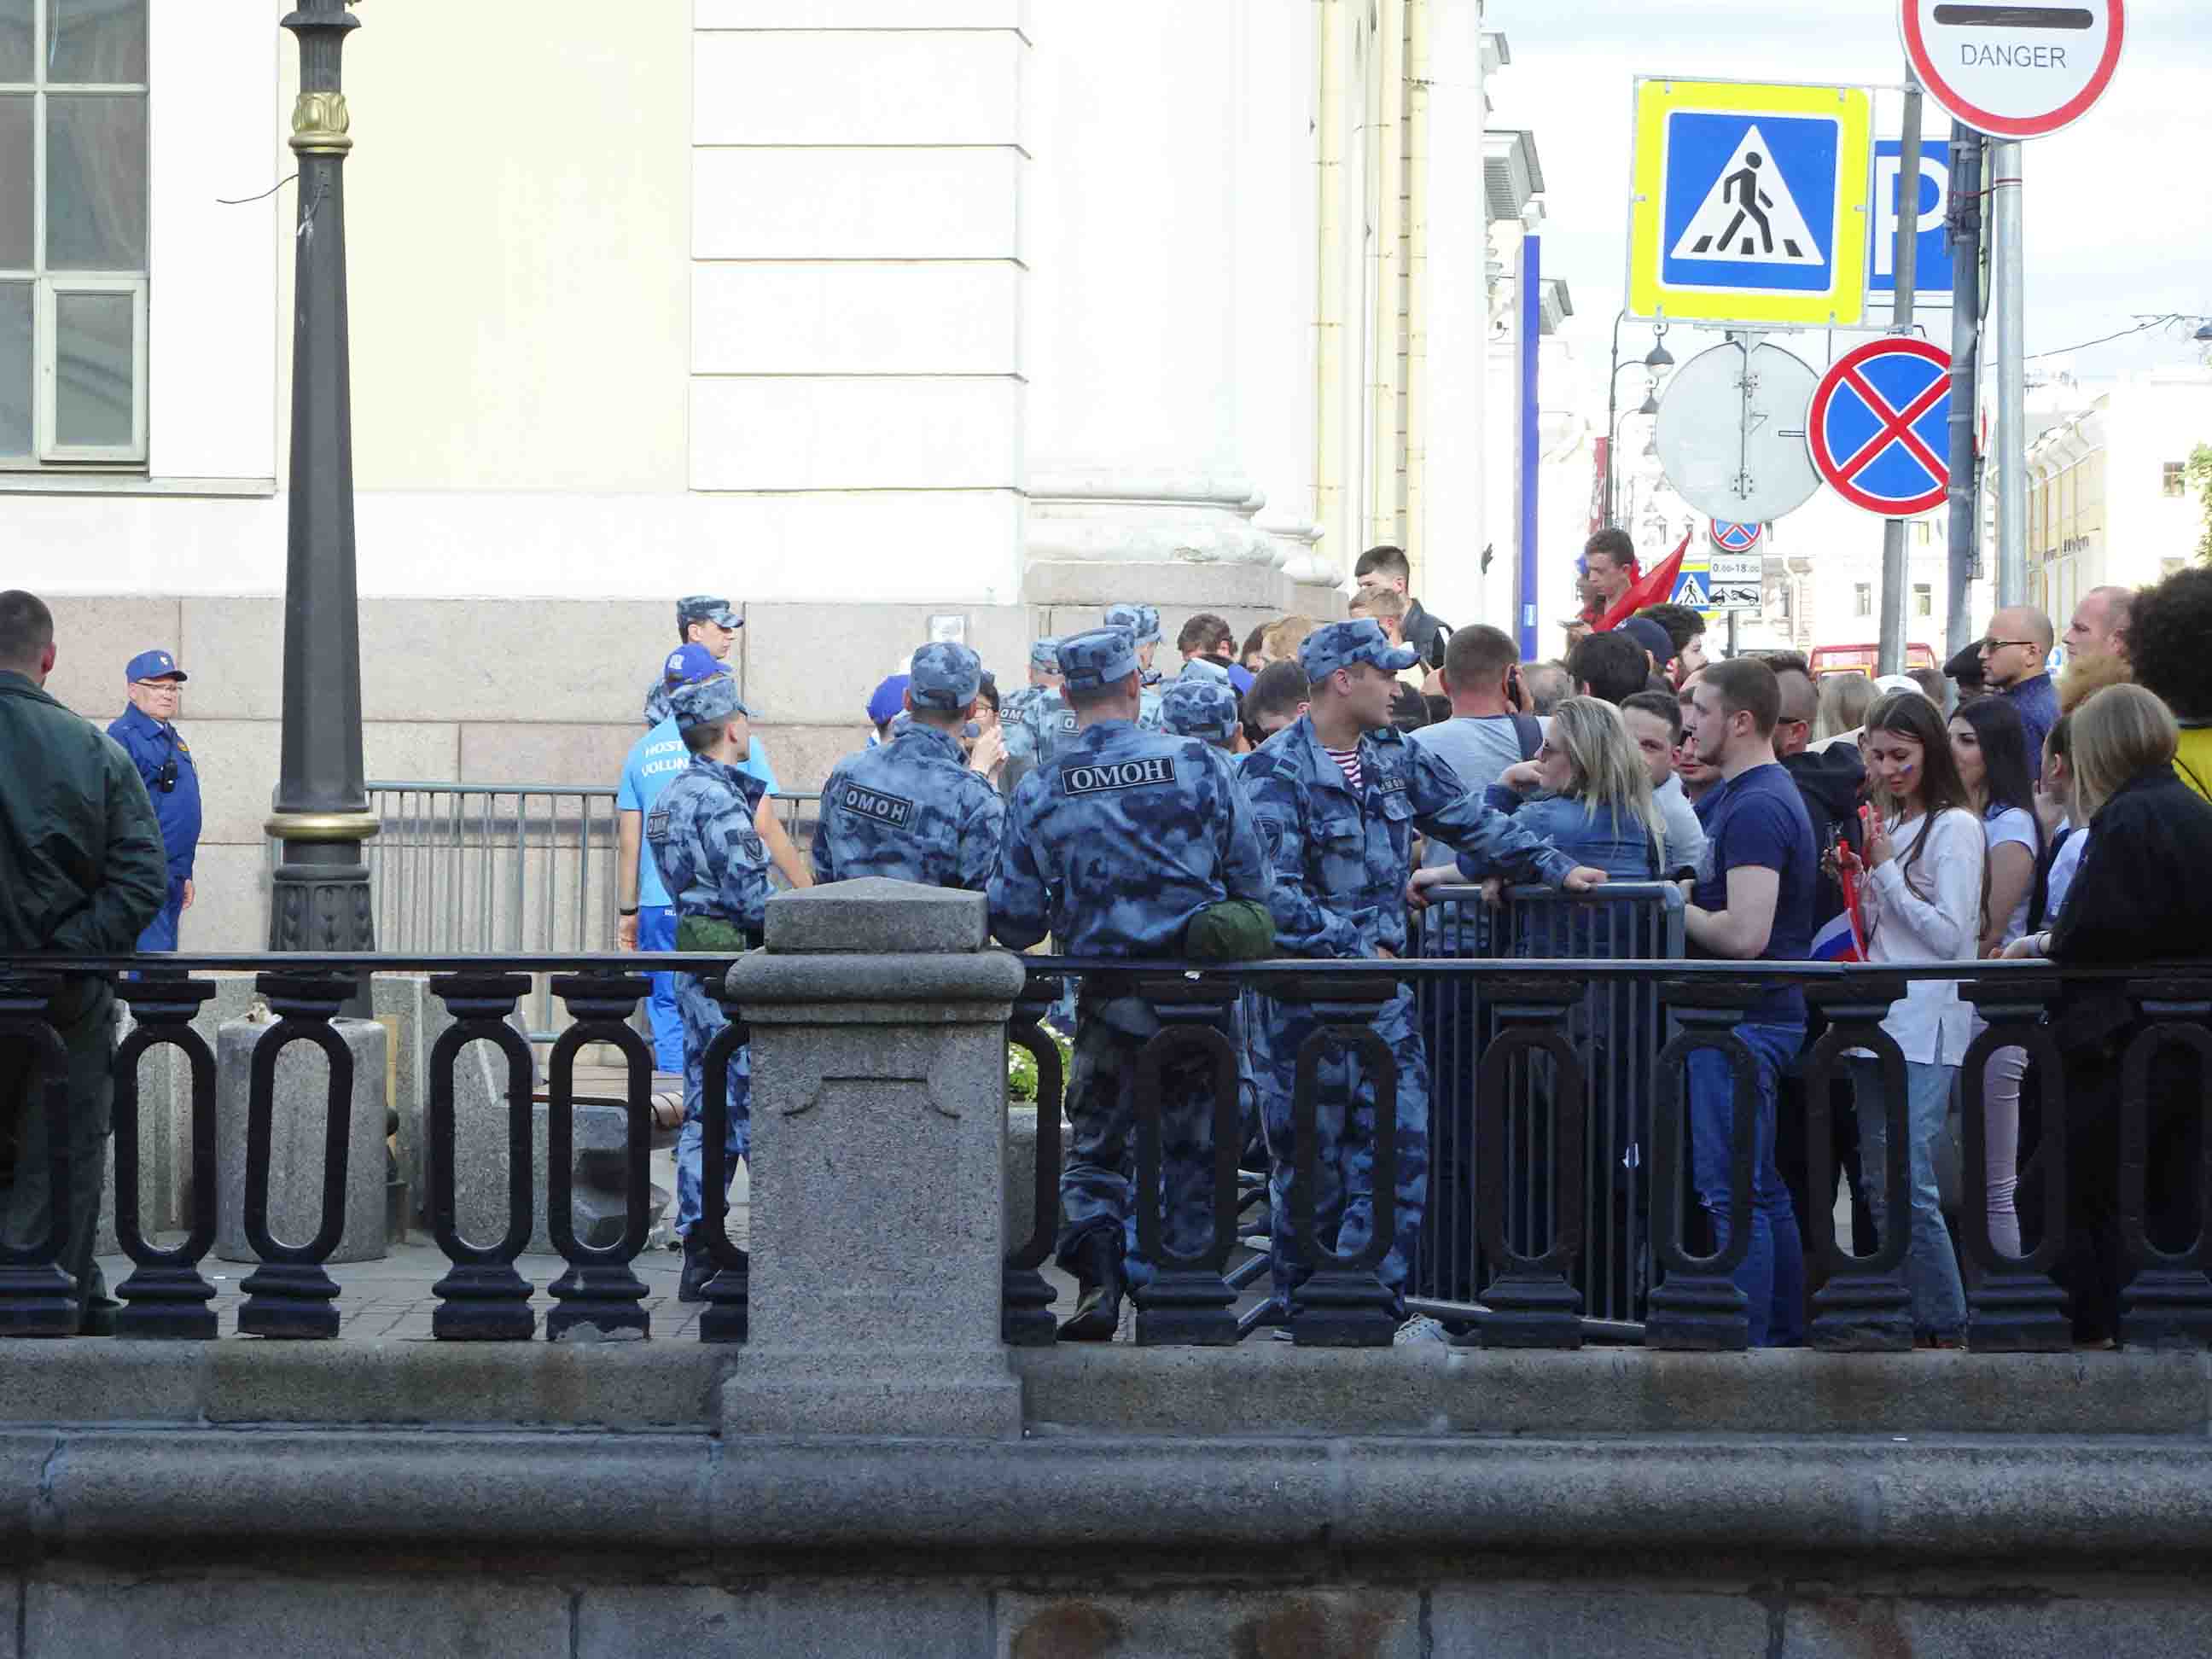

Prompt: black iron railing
[{"left": 0, "top": 937, "right": 2205, "bottom": 1353}]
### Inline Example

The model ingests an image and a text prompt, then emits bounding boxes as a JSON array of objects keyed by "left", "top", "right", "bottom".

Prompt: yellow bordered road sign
[{"left": 1628, "top": 78, "right": 1875, "bottom": 328}]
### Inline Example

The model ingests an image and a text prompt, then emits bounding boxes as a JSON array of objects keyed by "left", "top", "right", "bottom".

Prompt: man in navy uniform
[
  {"left": 989, "top": 628, "right": 1273, "bottom": 1339},
  {"left": 812, "top": 641, "right": 1006, "bottom": 889},
  {"left": 107, "top": 649, "right": 201, "bottom": 952}
]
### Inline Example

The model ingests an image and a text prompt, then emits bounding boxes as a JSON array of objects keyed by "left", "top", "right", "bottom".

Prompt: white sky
[{"left": 1490, "top": 0, "right": 2211, "bottom": 414}]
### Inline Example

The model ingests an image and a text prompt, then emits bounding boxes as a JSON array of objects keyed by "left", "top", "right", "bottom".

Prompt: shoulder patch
[
  {"left": 1062, "top": 756, "right": 1175, "bottom": 796},
  {"left": 835, "top": 782, "right": 916, "bottom": 830},
  {"left": 1373, "top": 771, "right": 1408, "bottom": 795},
  {"left": 1057, "top": 711, "right": 1079, "bottom": 734},
  {"left": 645, "top": 805, "right": 672, "bottom": 842}
]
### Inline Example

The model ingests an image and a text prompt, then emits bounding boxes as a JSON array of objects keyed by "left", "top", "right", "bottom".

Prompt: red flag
[{"left": 1593, "top": 529, "right": 1691, "bottom": 632}]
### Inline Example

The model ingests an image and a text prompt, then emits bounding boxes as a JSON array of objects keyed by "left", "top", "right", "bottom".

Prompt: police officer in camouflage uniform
[
  {"left": 1160, "top": 676, "right": 1245, "bottom": 758},
  {"left": 643, "top": 596, "right": 742, "bottom": 726},
  {"left": 1104, "top": 603, "right": 1167, "bottom": 732},
  {"left": 989, "top": 628, "right": 1273, "bottom": 1340},
  {"left": 812, "top": 642, "right": 1006, "bottom": 890},
  {"left": 646, "top": 673, "right": 778, "bottom": 1300},
  {"left": 997, "top": 638, "right": 1062, "bottom": 747},
  {"left": 1240, "top": 620, "right": 1610, "bottom": 1322}
]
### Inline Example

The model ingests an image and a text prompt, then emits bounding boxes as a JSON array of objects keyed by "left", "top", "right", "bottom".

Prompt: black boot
[
  {"left": 1057, "top": 1230, "right": 1124, "bottom": 1342},
  {"left": 679, "top": 1232, "right": 719, "bottom": 1303}
]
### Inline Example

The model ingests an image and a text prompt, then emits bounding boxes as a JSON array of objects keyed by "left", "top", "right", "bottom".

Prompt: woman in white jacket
[{"left": 1850, "top": 690, "right": 1986, "bottom": 1346}]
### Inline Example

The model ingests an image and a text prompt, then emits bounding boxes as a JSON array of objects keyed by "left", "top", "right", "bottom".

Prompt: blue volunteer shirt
[
  {"left": 620, "top": 724, "right": 782, "bottom": 908},
  {"left": 618, "top": 719, "right": 692, "bottom": 908},
  {"left": 1690, "top": 761, "right": 1816, "bottom": 1023}
]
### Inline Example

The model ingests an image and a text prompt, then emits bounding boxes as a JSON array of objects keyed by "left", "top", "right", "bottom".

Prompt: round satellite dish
[{"left": 1653, "top": 341, "right": 1822, "bottom": 525}]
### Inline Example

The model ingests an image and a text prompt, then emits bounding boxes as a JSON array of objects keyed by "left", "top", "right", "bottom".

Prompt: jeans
[
  {"left": 637, "top": 904, "right": 684, "bottom": 1074},
  {"left": 1852, "top": 1057, "right": 1967, "bottom": 1338},
  {"left": 1685, "top": 1021, "right": 1807, "bottom": 1347},
  {"left": 1981, "top": 1045, "right": 2028, "bottom": 1258}
]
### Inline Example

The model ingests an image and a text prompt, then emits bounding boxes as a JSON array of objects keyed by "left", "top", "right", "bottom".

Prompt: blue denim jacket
[{"left": 1466, "top": 787, "right": 1660, "bottom": 884}]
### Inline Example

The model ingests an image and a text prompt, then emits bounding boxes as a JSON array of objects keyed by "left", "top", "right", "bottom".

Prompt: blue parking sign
[{"left": 1870, "top": 139, "right": 1956, "bottom": 298}]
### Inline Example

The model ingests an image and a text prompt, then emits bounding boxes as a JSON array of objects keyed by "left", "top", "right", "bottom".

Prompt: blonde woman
[
  {"left": 1412, "top": 696, "right": 1664, "bottom": 888},
  {"left": 1812, "top": 672, "right": 1876, "bottom": 746},
  {"left": 2004, "top": 684, "right": 2212, "bottom": 1346}
]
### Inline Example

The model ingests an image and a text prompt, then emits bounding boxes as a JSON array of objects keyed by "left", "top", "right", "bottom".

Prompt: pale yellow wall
[{"left": 276, "top": 1, "right": 690, "bottom": 494}]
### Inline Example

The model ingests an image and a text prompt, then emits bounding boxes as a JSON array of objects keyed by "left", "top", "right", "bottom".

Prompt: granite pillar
[{"left": 720, "top": 879, "right": 1026, "bottom": 1438}]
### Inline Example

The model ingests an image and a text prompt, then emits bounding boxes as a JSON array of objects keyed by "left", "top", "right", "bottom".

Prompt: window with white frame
[
  {"left": 1854, "top": 582, "right": 1872, "bottom": 618},
  {"left": 2164, "top": 462, "right": 2188, "bottom": 499},
  {"left": 0, "top": 0, "right": 148, "bottom": 467},
  {"left": 1914, "top": 584, "right": 1933, "bottom": 618}
]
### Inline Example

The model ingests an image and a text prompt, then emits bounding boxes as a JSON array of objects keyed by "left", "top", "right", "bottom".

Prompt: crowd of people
[
  {"left": 3, "top": 545, "right": 2209, "bottom": 1351},
  {"left": 608, "top": 541, "right": 2212, "bottom": 1353}
]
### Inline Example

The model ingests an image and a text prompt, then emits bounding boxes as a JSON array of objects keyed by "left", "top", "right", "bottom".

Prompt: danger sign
[{"left": 1901, "top": 0, "right": 2126, "bottom": 140}]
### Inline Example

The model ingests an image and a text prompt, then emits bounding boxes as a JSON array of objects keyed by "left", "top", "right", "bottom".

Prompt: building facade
[
  {"left": 2025, "top": 370, "right": 2212, "bottom": 625},
  {"left": 5, "top": 0, "right": 1533, "bottom": 949}
]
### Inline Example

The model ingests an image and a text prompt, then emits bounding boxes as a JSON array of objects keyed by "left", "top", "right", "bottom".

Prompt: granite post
[
  {"left": 214, "top": 1017, "right": 389, "bottom": 1266},
  {"left": 720, "top": 879, "right": 1026, "bottom": 1438}
]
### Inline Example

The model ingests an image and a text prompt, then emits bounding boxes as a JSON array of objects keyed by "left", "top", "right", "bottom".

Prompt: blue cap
[
  {"left": 1298, "top": 620, "right": 1419, "bottom": 684},
  {"left": 1103, "top": 603, "right": 1161, "bottom": 648},
  {"left": 670, "top": 674, "right": 748, "bottom": 731},
  {"left": 1618, "top": 616, "right": 1675, "bottom": 664},
  {"left": 125, "top": 649, "right": 186, "bottom": 684},
  {"left": 1057, "top": 628, "right": 1141, "bottom": 694},
  {"left": 866, "top": 673, "right": 912, "bottom": 727},
  {"left": 677, "top": 596, "right": 741, "bottom": 631},
  {"left": 909, "top": 641, "right": 983, "bottom": 711},
  {"left": 1028, "top": 637, "right": 1062, "bottom": 673},
  {"left": 1161, "top": 678, "right": 1241, "bottom": 745},
  {"left": 1178, "top": 657, "right": 1231, "bottom": 686},
  {"left": 662, "top": 643, "right": 727, "bottom": 687}
]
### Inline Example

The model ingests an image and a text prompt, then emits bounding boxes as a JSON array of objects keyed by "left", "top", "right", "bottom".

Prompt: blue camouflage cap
[
  {"left": 1028, "top": 637, "right": 1062, "bottom": 673},
  {"left": 125, "top": 648, "right": 186, "bottom": 683},
  {"left": 677, "top": 595, "right": 741, "bottom": 631},
  {"left": 669, "top": 673, "right": 750, "bottom": 732},
  {"left": 662, "top": 643, "right": 727, "bottom": 687},
  {"left": 1178, "top": 656, "right": 1231, "bottom": 686},
  {"left": 1103, "top": 603, "right": 1161, "bottom": 648},
  {"left": 1161, "top": 677, "right": 1240, "bottom": 745},
  {"left": 909, "top": 641, "right": 984, "bottom": 711},
  {"left": 1298, "top": 619, "right": 1419, "bottom": 683},
  {"left": 1056, "top": 628, "right": 1141, "bottom": 693}
]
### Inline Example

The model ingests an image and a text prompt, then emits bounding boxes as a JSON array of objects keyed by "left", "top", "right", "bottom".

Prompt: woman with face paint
[{"left": 1848, "top": 690, "right": 1986, "bottom": 1346}]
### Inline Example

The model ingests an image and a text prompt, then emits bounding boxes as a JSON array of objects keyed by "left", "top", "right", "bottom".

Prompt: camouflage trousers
[
  {"left": 1253, "top": 985, "right": 1429, "bottom": 1315},
  {"left": 1060, "top": 993, "right": 1239, "bottom": 1291},
  {"left": 674, "top": 968, "right": 749, "bottom": 1242}
]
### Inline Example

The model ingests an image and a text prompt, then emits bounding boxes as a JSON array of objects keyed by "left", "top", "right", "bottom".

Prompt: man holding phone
[{"left": 1406, "top": 625, "right": 1543, "bottom": 870}]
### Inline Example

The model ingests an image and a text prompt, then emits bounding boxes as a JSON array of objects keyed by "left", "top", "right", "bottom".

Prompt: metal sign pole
[
  {"left": 1944, "top": 123, "right": 1985, "bottom": 663},
  {"left": 1991, "top": 138, "right": 2028, "bottom": 606},
  {"left": 1877, "top": 73, "right": 1924, "bottom": 678}
]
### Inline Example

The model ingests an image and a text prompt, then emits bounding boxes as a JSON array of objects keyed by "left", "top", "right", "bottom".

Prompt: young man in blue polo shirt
[
  {"left": 1680, "top": 656, "right": 1814, "bottom": 1347},
  {"left": 619, "top": 645, "right": 725, "bottom": 1072}
]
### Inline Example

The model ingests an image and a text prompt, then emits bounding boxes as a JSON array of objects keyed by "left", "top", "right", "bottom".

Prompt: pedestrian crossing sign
[
  {"left": 1628, "top": 78, "right": 1874, "bottom": 329},
  {"left": 1671, "top": 568, "right": 1711, "bottom": 609}
]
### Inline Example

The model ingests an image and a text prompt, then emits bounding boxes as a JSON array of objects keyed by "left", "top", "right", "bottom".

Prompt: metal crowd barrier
[
  {"left": 259, "top": 783, "right": 823, "bottom": 1039},
  {"left": 1413, "top": 882, "right": 1685, "bottom": 1335}
]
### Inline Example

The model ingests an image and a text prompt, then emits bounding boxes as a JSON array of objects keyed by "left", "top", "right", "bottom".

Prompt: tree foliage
[{"left": 2190, "top": 443, "right": 2212, "bottom": 564}]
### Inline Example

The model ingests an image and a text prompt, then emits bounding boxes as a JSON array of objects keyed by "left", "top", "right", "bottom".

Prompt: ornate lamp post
[{"left": 265, "top": 0, "right": 375, "bottom": 954}]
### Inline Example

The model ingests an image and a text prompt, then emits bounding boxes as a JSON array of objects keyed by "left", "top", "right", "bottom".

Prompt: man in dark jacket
[
  {"left": 1353, "top": 544, "right": 1452, "bottom": 668},
  {"left": 0, "top": 591, "right": 167, "bottom": 1332}
]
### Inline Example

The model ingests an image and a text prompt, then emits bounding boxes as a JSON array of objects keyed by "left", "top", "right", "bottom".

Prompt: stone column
[
  {"left": 721, "top": 879, "right": 1026, "bottom": 1439},
  {"left": 1022, "top": 0, "right": 1301, "bottom": 618}
]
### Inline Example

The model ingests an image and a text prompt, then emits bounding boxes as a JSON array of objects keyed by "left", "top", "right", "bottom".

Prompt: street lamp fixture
[
  {"left": 1644, "top": 328, "right": 1675, "bottom": 372},
  {"left": 2196, "top": 323, "right": 2212, "bottom": 343},
  {"left": 1637, "top": 391, "right": 1660, "bottom": 418}
]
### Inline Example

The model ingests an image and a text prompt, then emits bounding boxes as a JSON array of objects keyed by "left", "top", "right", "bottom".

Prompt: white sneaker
[{"left": 1393, "top": 1314, "right": 1448, "bottom": 1347}]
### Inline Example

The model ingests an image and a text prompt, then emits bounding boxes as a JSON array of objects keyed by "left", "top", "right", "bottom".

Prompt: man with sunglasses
[
  {"left": 107, "top": 649, "right": 202, "bottom": 952},
  {"left": 1977, "top": 605, "right": 2058, "bottom": 780}
]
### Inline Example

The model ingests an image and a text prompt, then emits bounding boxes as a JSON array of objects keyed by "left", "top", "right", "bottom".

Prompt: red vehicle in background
[{"left": 1809, "top": 643, "right": 1939, "bottom": 679}]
